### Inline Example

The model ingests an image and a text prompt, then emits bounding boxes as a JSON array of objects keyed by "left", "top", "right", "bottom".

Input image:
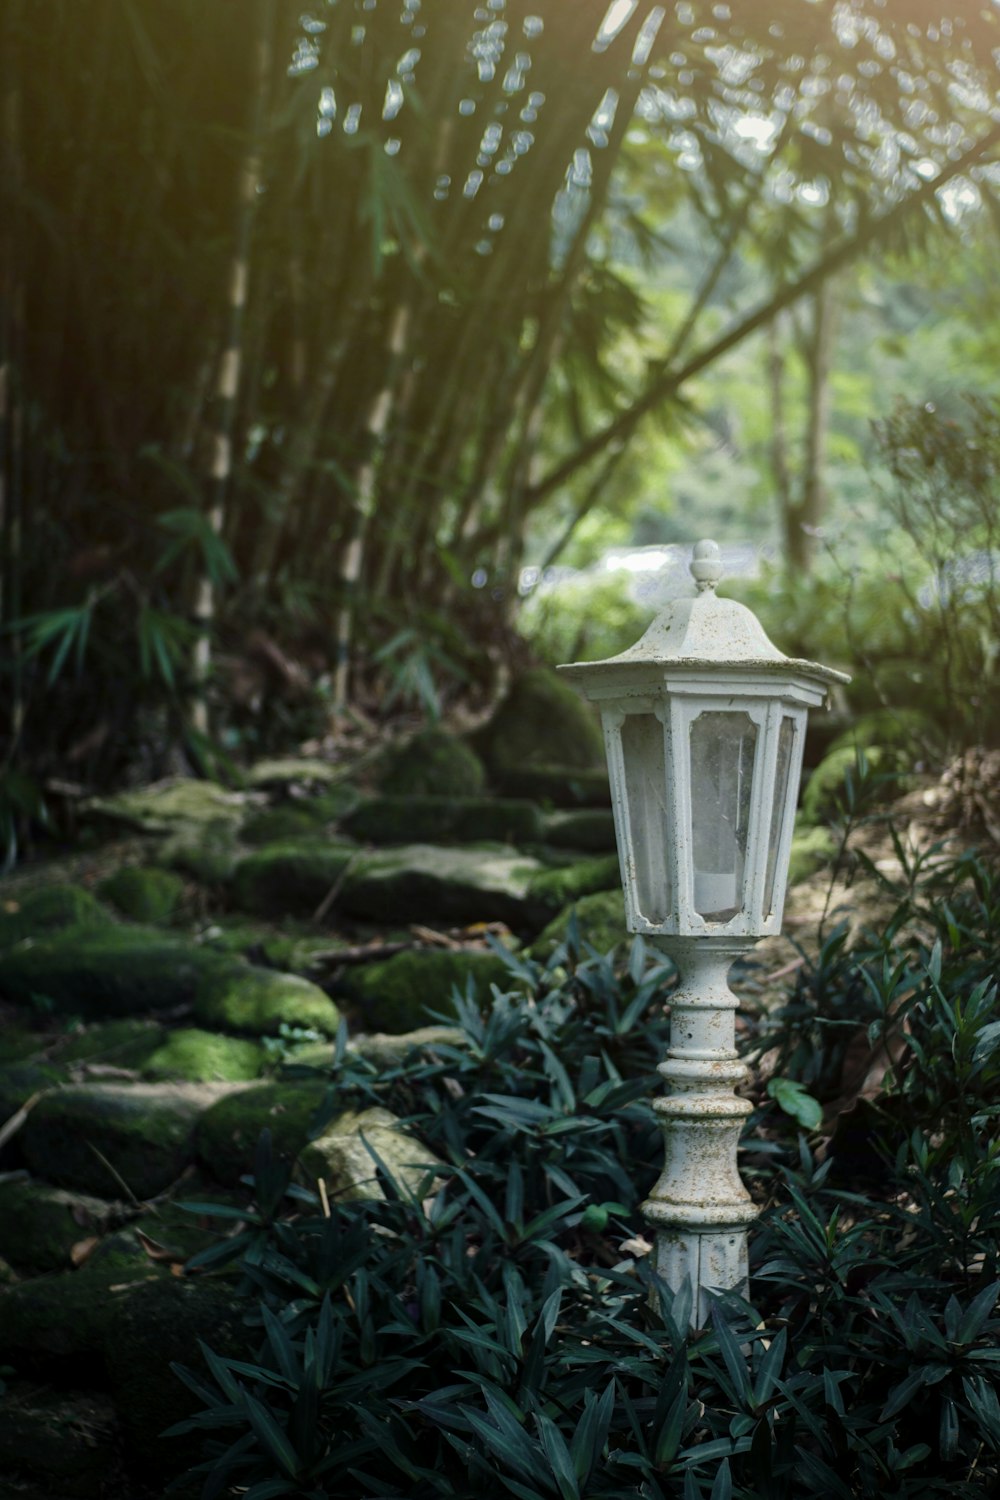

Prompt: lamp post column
[{"left": 643, "top": 936, "right": 758, "bottom": 1326}]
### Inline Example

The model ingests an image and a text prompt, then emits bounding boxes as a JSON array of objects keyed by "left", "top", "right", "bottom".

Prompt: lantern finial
[{"left": 690, "top": 538, "right": 722, "bottom": 592}]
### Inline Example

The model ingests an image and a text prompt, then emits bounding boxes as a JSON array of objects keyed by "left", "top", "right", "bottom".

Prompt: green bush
[{"left": 168, "top": 842, "right": 1000, "bottom": 1499}]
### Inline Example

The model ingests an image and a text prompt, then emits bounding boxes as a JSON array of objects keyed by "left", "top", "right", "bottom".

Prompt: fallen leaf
[
  {"left": 135, "top": 1229, "right": 184, "bottom": 1264},
  {"left": 70, "top": 1237, "right": 101, "bottom": 1268}
]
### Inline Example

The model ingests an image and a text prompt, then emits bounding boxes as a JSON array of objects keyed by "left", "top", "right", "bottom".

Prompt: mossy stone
[
  {"left": 787, "top": 823, "right": 837, "bottom": 887},
  {"left": 530, "top": 889, "right": 628, "bottom": 962},
  {"left": 193, "top": 963, "right": 340, "bottom": 1037},
  {"left": 195, "top": 1079, "right": 328, "bottom": 1185},
  {"left": 96, "top": 865, "right": 184, "bottom": 924},
  {"left": 0, "top": 1064, "right": 65, "bottom": 1150},
  {"left": 289, "top": 1023, "right": 466, "bottom": 1072},
  {"left": 0, "top": 1176, "right": 120, "bottom": 1274},
  {"left": 141, "top": 1028, "right": 266, "bottom": 1082},
  {"left": 527, "top": 854, "right": 621, "bottom": 918},
  {"left": 230, "top": 840, "right": 358, "bottom": 916},
  {"left": 341, "top": 844, "right": 544, "bottom": 928},
  {"left": 0, "top": 885, "right": 114, "bottom": 949},
  {"left": 800, "top": 743, "right": 888, "bottom": 826},
  {"left": 0, "top": 1024, "right": 50, "bottom": 1066},
  {"left": 85, "top": 777, "right": 247, "bottom": 834},
  {"left": 51, "top": 1018, "right": 166, "bottom": 1071},
  {"left": 347, "top": 948, "right": 516, "bottom": 1033},
  {"left": 377, "top": 728, "right": 485, "bottom": 797},
  {"left": 0, "top": 1386, "right": 120, "bottom": 1498},
  {"left": 543, "top": 808, "right": 617, "bottom": 853},
  {"left": 477, "top": 668, "right": 604, "bottom": 774},
  {"left": 196, "top": 918, "right": 336, "bottom": 976},
  {"left": 245, "top": 756, "right": 345, "bottom": 789},
  {"left": 494, "top": 763, "right": 611, "bottom": 808},
  {"left": 300, "top": 1107, "right": 443, "bottom": 1203},
  {"left": 241, "top": 805, "right": 327, "bottom": 845},
  {"left": 22, "top": 1081, "right": 228, "bottom": 1198},
  {"left": 344, "top": 794, "right": 545, "bottom": 846},
  {"left": 0, "top": 925, "right": 224, "bottom": 1018},
  {"left": 155, "top": 821, "right": 241, "bottom": 885}
]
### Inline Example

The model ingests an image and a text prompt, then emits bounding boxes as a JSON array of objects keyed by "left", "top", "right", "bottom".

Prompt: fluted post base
[{"left": 643, "top": 936, "right": 757, "bottom": 1329}]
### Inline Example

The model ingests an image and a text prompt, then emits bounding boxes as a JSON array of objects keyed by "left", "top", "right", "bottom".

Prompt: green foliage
[{"left": 170, "top": 838, "right": 1000, "bottom": 1497}]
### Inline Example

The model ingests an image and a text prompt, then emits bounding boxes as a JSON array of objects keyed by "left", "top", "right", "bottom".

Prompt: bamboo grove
[{"left": 1, "top": 0, "right": 998, "bottom": 800}]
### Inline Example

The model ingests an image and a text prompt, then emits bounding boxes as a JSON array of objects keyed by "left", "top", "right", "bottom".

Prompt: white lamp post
[{"left": 559, "top": 539, "right": 848, "bottom": 1326}]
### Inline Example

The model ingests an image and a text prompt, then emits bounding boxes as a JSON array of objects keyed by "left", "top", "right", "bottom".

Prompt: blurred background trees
[{"left": 1, "top": 0, "right": 999, "bottom": 833}]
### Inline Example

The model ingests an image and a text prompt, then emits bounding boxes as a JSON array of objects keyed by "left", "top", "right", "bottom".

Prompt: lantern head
[{"left": 558, "top": 540, "right": 849, "bottom": 939}]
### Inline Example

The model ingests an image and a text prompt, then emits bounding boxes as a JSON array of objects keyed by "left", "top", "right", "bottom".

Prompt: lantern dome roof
[{"left": 558, "top": 540, "right": 849, "bottom": 687}]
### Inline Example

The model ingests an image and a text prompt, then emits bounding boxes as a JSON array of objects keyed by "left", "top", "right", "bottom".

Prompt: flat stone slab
[
  {"left": 85, "top": 776, "right": 248, "bottom": 834},
  {"left": 543, "top": 808, "right": 617, "bottom": 853},
  {"left": 340, "top": 844, "right": 545, "bottom": 928},
  {"left": 192, "top": 963, "right": 340, "bottom": 1037},
  {"left": 343, "top": 795, "right": 545, "bottom": 847},
  {"left": 0, "top": 1174, "right": 123, "bottom": 1274},
  {"left": 244, "top": 756, "right": 345, "bottom": 788},
  {"left": 229, "top": 841, "right": 358, "bottom": 916},
  {"left": 345, "top": 947, "right": 516, "bottom": 1034},
  {"left": 0, "top": 926, "right": 223, "bottom": 1017},
  {"left": 22, "top": 1082, "right": 238, "bottom": 1199}
]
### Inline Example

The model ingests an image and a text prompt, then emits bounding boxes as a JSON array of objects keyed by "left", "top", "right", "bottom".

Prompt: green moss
[
  {"left": 195, "top": 918, "right": 336, "bottom": 975},
  {"left": 800, "top": 744, "right": 888, "bottom": 826},
  {"left": 530, "top": 889, "right": 628, "bottom": 962},
  {"left": 230, "top": 841, "right": 358, "bottom": 916},
  {"left": 0, "top": 925, "right": 225, "bottom": 1017},
  {"left": 826, "top": 707, "right": 940, "bottom": 764},
  {"left": 543, "top": 808, "right": 617, "bottom": 852},
  {"left": 85, "top": 777, "right": 247, "bottom": 834},
  {"left": 347, "top": 948, "right": 517, "bottom": 1034},
  {"left": 193, "top": 963, "right": 340, "bottom": 1037},
  {"left": 195, "top": 1079, "right": 328, "bottom": 1184},
  {"left": 341, "top": 844, "right": 544, "bottom": 928},
  {"left": 527, "top": 855, "right": 621, "bottom": 917},
  {"left": 0, "top": 1063, "right": 65, "bottom": 1134},
  {"left": 141, "top": 1028, "right": 266, "bottom": 1082},
  {"left": 477, "top": 668, "right": 605, "bottom": 774},
  {"left": 97, "top": 865, "right": 184, "bottom": 924},
  {"left": 344, "top": 794, "right": 544, "bottom": 846},
  {"left": 787, "top": 823, "right": 837, "bottom": 887},
  {"left": 154, "top": 822, "right": 241, "bottom": 885},
  {"left": 377, "top": 728, "right": 485, "bottom": 797},
  {"left": 51, "top": 1018, "right": 166, "bottom": 1070},
  {"left": 493, "top": 764, "right": 611, "bottom": 808},
  {"left": 0, "top": 885, "right": 114, "bottom": 949},
  {"left": 241, "top": 806, "right": 324, "bottom": 845},
  {"left": 0, "top": 1177, "right": 119, "bottom": 1274},
  {"left": 22, "top": 1082, "right": 217, "bottom": 1198}
]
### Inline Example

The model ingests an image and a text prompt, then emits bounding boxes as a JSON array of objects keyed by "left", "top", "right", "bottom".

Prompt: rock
[
  {"left": 290, "top": 1023, "right": 467, "bottom": 1072},
  {"left": 193, "top": 963, "right": 340, "bottom": 1037},
  {"left": 341, "top": 844, "right": 545, "bottom": 928},
  {"left": 141, "top": 1028, "right": 267, "bottom": 1082},
  {"left": 344, "top": 794, "right": 545, "bottom": 847},
  {"left": 240, "top": 805, "right": 328, "bottom": 845},
  {"left": 230, "top": 840, "right": 358, "bottom": 915},
  {"left": 543, "top": 808, "right": 617, "bottom": 852},
  {"left": 787, "top": 823, "right": 837, "bottom": 887},
  {"left": 346, "top": 948, "right": 517, "bottom": 1033},
  {"left": 300, "top": 1106, "right": 443, "bottom": 1203},
  {"left": 0, "top": 925, "right": 223, "bottom": 1018},
  {"left": 195, "top": 918, "right": 336, "bottom": 976},
  {"left": 103, "top": 1276, "right": 252, "bottom": 1480},
  {"left": 22, "top": 1082, "right": 230, "bottom": 1198},
  {"left": 195, "top": 1079, "right": 328, "bottom": 1185},
  {"left": 96, "top": 865, "right": 184, "bottom": 924},
  {"left": 530, "top": 889, "right": 628, "bottom": 961},
  {"left": 0, "top": 885, "right": 115, "bottom": 949},
  {"left": 376, "top": 728, "right": 485, "bottom": 797},
  {"left": 801, "top": 743, "right": 888, "bottom": 825},
  {"left": 0, "top": 1064, "right": 65, "bottom": 1161},
  {"left": 52, "top": 1018, "right": 166, "bottom": 1071},
  {"left": 527, "top": 854, "right": 621, "bottom": 918},
  {"left": 0, "top": 1242, "right": 173, "bottom": 1374},
  {"left": 0, "top": 1024, "right": 49, "bottom": 1066},
  {"left": 476, "top": 668, "right": 604, "bottom": 775},
  {"left": 244, "top": 756, "right": 345, "bottom": 788},
  {"left": 85, "top": 776, "right": 248, "bottom": 834},
  {"left": 155, "top": 822, "right": 241, "bottom": 885},
  {"left": 0, "top": 1385, "right": 121, "bottom": 1499},
  {"left": 493, "top": 763, "right": 611, "bottom": 808},
  {"left": 0, "top": 1175, "right": 121, "bottom": 1274}
]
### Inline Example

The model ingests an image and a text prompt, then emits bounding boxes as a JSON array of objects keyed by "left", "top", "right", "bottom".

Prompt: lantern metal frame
[{"left": 559, "top": 540, "right": 848, "bottom": 1325}]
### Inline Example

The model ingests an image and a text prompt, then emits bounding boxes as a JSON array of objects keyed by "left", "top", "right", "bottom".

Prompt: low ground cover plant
[{"left": 170, "top": 843, "right": 1000, "bottom": 1500}]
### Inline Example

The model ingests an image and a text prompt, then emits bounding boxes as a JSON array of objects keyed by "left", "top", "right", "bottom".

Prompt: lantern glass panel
[
  {"left": 690, "top": 710, "right": 757, "bottom": 923},
  {"left": 764, "top": 715, "right": 796, "bottom": 917},
  {"left": 621, "top": 713, "right": 670, "bottom": 924}
]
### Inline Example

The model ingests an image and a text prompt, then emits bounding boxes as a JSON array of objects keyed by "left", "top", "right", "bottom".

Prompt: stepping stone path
[{"left": 0, "top": 705, "right": 619, "bottom": 1495}]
